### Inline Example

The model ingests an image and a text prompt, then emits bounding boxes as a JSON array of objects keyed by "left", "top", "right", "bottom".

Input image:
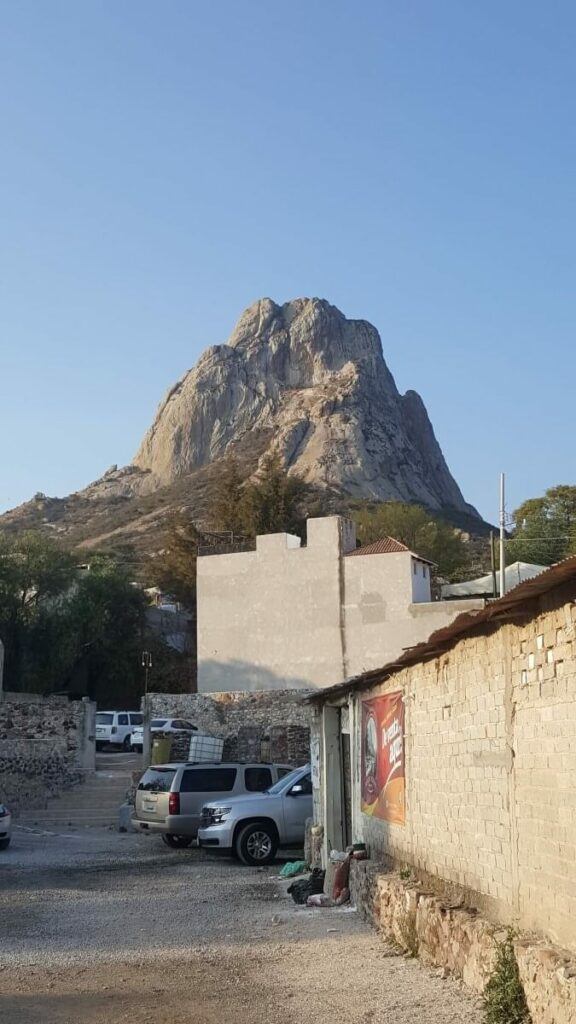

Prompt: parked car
[
  {"left": 95, "top": 711, "right": 143, "bottom": 751},
  {"left": 129, "top": 718, "right": 198, "bottom": 753},
  {"left": 197, "top": 764, "right": 312, "bottom": 865},
  {"left": 132, "top": 762, "right": 293, "bottom": 848},
  {"left": 0, "top": 803, "right": 12, "bottom": 850}
]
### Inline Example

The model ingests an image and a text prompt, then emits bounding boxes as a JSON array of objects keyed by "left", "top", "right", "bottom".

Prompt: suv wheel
[
  {"left": 236, "top": 823, "right": 278, "bottom": 866},
  {"left": 162, "top": 834, "right": 193, "bottom": 849}
]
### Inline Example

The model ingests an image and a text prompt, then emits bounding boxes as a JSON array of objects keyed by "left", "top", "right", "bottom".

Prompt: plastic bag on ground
[
  {"left": 279, "top": 860, "right": 308, "bottom": 878},
  {"left": 306, "top": 893, "right": 334, "bottom": 907}
]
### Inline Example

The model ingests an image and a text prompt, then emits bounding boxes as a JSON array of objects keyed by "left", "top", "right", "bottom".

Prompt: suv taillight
[{"left": 168, "top": 792, "right": 180, "bottom": 815}]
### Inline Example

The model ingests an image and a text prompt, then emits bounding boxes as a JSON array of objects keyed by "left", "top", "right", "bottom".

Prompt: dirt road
[{"left": 0, "top": 826, "right": 483, "bottom": 1024}]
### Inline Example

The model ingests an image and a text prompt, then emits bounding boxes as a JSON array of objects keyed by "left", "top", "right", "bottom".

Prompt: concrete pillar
[{"left": 321, "top": 704, "right": 345, "bottom": 864}]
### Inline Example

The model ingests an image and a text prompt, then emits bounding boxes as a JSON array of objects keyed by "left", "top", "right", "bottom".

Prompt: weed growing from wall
[{"left": 483, "top": 930, "right": 531, "bottom": 1024}]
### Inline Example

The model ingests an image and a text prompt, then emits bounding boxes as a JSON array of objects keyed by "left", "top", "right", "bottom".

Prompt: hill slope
[{"left": 1, "top": 297, "right": 483, "bottom": 558}]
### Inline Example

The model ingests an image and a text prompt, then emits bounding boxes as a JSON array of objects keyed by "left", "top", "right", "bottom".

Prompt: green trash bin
[{"left": 151, "top": 733, "right": 172, "bottom": 765}]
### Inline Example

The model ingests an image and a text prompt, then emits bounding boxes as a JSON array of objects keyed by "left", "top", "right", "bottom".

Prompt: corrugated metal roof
[
  {"left": 346, "top": 536, "right": 434, "bottom": 563},
  {"left": 305, "top": 554, "right": 576, "bottom": 704}
]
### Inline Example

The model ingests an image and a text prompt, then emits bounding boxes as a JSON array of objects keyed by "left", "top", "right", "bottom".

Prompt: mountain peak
[{"left": 130, "top": 298, "right": 476, "bottom": 515}]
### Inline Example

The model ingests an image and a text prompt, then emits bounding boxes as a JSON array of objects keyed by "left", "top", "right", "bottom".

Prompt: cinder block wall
[{"left": 346, "top": 583, "right": 576, "bottom": 952}]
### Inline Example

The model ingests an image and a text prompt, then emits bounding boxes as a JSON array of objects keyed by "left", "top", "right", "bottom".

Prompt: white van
[{"left": 95, "top": 711, "right": 143, "bottom": 750}]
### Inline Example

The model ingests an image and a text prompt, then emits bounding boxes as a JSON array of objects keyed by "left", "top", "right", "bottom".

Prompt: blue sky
[{"left": 1, "top": 1, "right": 575, "bottom": 522}]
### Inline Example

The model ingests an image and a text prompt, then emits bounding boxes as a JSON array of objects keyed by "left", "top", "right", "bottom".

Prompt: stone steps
[{"left": 18, "top": 752, "right": 142, "bottom": 829}]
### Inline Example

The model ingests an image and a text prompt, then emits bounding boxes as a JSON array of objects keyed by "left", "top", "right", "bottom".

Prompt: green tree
[
  {"left": 148, "top": 513, "right": 200, "bottom": 608},
  {"left": 64, "top": 554, "right": 147, "bottom": 707},
  {"left": 507, "top": 485, "right": 576, "bottom": 566},
  {"left": 352, "top": 501, "right": 471, "bottom": 579},
  {"left": 241, "top": 452, "right": 310, "bottom": 537},
  {"left": 0, "top": 532, "right": 77, "bottom": 692},
  {"left": 209, "top": 456, "right": 247, "bottom": 536}
]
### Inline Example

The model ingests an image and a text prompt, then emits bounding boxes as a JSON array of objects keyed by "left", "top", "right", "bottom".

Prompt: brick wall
[
  {"left": 0, "top": 696, "right": 95, "bottom": 814},
  {"left": 340, "top": 582, "right": 576, "bottom": 952}
]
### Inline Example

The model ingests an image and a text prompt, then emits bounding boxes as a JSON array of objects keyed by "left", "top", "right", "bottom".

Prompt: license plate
[{"left": 143, "top": 800, "right": 156, "bottom": 812}]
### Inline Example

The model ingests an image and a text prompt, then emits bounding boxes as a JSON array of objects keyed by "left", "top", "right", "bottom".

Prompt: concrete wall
[
  {"left": 314, "top": 581, "right": 576, "bottom": 954},
  {"left": 197, "top": 515, "right": 484, "bottom": 692},
  {"left": 0, "top": 695, "right": 96, "bottom": 814},
  {"left": 343, "top": 551, "right": 481, "bottom": 677},
  {"left": 197, "top": 517, "right": 350, "bottom": 691}
]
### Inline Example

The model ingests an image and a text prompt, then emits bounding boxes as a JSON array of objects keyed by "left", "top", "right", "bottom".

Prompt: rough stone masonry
[
  {"left": 0, "top": 694, "right": 94, "bottom": 814},
  {"left": 147, "top": 689, "right": 313, "bottom": 765}
]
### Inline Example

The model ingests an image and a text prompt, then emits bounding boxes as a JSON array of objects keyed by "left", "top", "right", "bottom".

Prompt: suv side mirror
[{"left": 289, "top": 784, "right": 304, "bottom": 796}]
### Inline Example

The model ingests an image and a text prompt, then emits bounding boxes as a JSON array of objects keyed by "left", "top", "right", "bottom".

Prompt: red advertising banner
[{"left": 361, "top": 691, "right": 405, "bottom": 825}]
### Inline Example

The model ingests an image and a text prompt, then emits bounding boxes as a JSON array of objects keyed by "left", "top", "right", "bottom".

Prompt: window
[
  {"left": 267, "top": 767, "right": 305, "bottom": 795},
  {"left": 290, "top": 774, "right": 312, "bottom": 795},
  {"left": 130, "top": 714, "right": 143, "bottom": 725},
  {"left": 96, "top": 713, "right": 114, "bottom": 724},
  {"left": 179, "top": 768, "right": 237, "bottom": 793},
  {"left": 151, "top": 719, "right": 168, "bottom": 728},
  {"left": 277, "top": 766, "right": 293, "bottom": 779},
  {"left": 138, "top": 768, "right": 176, "bottom": 792},
  {"left": 118, "top": 714, "right": 129, "bottom": 725},
  {"left": 244, "top": 767, "right": 273, "bottom": 792},
  {"left": 181, "top": 721, "right": 198, "bottom": 731}
]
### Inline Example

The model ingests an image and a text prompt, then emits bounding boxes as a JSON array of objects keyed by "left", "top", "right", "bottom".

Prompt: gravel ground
[{"left": 0, "top": 825, "right": 483, "bottom": 1024}]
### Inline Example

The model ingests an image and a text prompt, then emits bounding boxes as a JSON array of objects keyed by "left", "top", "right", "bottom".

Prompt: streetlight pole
[
  {"left": 141, "top": 651, "right": 153, "bottom": 765},
  {"left": 141, "top": 650, "right": 152, "bottom": 696}
]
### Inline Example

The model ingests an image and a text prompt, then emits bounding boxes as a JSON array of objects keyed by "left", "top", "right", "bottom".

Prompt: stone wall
[
  {"left": 350, "top": 861, "right": 576, "bottom": 1024},
  {"left": 147, "top": 689, "right": 313, "bottom": 766},
  {"left": 0, "top": 696, "right": 95, "bottom": 814}
]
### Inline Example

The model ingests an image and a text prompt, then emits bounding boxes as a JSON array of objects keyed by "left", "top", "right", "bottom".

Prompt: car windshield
[
  {"left": 96, "top": 713, "right": 114, "bottom": 724},
  {"left": 137, "top": 768, "right": 176, "bottom": 792},
  {"left": 265, "top": 766, "right": 306, "bottom": 795},
  {"left": 151, "top": 719, "right": 168, "bottom": 728}
]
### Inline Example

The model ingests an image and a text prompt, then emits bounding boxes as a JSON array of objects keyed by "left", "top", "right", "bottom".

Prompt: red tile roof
[{"left": 346, "top": 536, "right": 433, "bottom": 563}]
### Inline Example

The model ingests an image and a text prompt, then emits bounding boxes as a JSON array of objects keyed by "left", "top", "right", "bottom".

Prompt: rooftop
[{"left": 346, "top": 536, "right": 434, "bottom": 563}]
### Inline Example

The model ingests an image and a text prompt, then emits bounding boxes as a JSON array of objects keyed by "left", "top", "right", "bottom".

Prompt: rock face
[{"left": 133, "top": 297, "right": 475, "bottom": 513}]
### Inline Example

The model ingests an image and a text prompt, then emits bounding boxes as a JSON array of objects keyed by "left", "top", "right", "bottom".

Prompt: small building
[
  {"left": 196, "top": 515, "right": 483, "bottom": 693},
  {"left": 306, "top": 556, "right": 576, "bottom": 954}
]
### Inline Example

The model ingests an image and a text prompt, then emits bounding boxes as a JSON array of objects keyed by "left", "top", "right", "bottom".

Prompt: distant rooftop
[{"left": 346, "top": 536, "right": 433, "bottom": 563}]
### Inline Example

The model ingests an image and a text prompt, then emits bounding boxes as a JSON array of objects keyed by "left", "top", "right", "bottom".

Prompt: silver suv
[
  {"left": 197, "top": 765, "right": 312, "bottom": 865},
  {"left": 132, "top": 762, "right": 292, "bottom": 848}
]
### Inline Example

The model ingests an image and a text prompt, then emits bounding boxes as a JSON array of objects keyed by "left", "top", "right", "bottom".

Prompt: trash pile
[{"left": 286, "top": 843, "right": 367, "bottom": 908}]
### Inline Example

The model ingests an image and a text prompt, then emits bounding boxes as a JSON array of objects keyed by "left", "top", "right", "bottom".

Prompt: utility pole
[
  {"left": 499, "top": 473, "right": 506, "bottom": 598},
  {"left": 490, "top": 531, "right": 497, "bottom": 598}
]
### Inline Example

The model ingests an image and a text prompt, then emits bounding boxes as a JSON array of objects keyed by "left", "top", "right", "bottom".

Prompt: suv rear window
[
  {"left": 96, "top": 713, "right": 114, "bottom": 724},
  {"left": 244, "top": 767, "right": 273, "bottom": 792},
  {"left": 137, "top": 769, "right": 177, "bottom": 792},
  {"left": 179, "top": 768, "right": 237, "bottom": 793},
  {"left": 130, "top": 714, "right": 143, "bottom": 725}
]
